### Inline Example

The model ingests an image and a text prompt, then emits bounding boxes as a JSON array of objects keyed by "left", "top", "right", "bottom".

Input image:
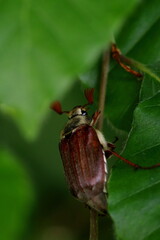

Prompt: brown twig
[{"left": 89, "top": 46, "right": 111, "bottom": 240}]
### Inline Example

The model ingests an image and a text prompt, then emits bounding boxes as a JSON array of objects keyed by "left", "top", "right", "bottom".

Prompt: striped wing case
[{"left": 59, "top": 125, "right": 107, "bottom": 214}]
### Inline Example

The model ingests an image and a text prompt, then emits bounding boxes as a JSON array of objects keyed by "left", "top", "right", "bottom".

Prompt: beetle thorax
[{"left": 61, "top": 106, "right": 92, "bottom": 138}]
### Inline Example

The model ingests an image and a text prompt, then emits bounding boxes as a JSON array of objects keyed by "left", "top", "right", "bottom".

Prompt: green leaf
[
  {"left": 116, "top": 0, "right": 160, "bottom": 57},
  {"left": 108, "top": 92, "right": 160, "bottom": 240},
  {"left": 0, "top": 0, "right": 139, "bottom": 138},
  {"left": 0, "top": 149, "right": 34, "bottom": 240},
  {"left": 107, "top": 1, "right": 160, "bottom": 238},
  {"left": 140, "top": 63, "right": 160, "bottom": 101},
  {"left": 105, "top": 66, "right": 142, "bottom": 132},
  {"left": 104, "top": 0, "right": 160, "bottom": 134}
]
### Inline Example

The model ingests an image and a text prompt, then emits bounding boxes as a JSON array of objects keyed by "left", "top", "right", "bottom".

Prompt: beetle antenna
[
  {"left": 83, "top": 88, "right": 94, "bottom": 107},
  {"left": 50, "top": 101, "right": 69, "bottom": 115}
]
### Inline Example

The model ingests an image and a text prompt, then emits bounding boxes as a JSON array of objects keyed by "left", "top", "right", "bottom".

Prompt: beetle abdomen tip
[{"left": 87, "top": 192, "right": 107, "bottom": 215}]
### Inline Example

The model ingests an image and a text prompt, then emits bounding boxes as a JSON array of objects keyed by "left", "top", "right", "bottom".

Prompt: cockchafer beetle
[{"left": 51, "top": 88, "right": 160, "bottom": 215}]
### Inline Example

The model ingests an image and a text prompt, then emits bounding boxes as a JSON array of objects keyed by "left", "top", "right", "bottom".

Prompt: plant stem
[
  {"left": 89, "top": 46, "right": 111, "bottom": 240},
  {"left": 89, "top": 209, "right": 99, "bottom": 240},
  {"left": 97, "top": 47, "right": 111, "bottom": 131}
]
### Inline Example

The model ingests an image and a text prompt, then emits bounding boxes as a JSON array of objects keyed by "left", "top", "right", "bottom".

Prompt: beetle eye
[{"left": 81, "top": 110, "right": 87, "bottom": 116}]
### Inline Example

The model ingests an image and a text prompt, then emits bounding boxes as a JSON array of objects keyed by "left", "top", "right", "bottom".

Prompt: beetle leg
[
  {"left": 103, "top": 139, "right": 117, "bottom": 159},
  {"left": 90, "top": 111, "right": 101, "bottom": 127},
  {"left": 107, "top": 142, "right": 116, "bottom": 151},
  {"left": 104, "top": 142, "right": 116, "bottom": 159},
  {"left": 105, "top": 150, "right": 113, "bottom": 159},
  {"left": 111, "top": 43, "right": 143, "bottom": 78},
  {"left": 106, "top": 150, "right": 160, "bottom": 169}
]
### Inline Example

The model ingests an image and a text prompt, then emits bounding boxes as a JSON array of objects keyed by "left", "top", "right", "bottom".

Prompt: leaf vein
[
  {"left": 143, "top": 225, "right": 160, "bottom": 240},
  {"left": 130, "top": 143, "right": 160, "bottom": 157},
  {"left": 112, "top": 180, "right": 160, "bottom": 207}
]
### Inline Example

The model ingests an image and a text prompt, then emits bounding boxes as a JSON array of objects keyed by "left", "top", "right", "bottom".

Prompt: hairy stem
[{"left": 89, "top": 46, "right": 111, "bottom": 240}]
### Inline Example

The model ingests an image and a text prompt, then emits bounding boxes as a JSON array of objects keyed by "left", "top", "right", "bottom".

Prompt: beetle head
[
  {"left": 68, "top": 106, "right": 87, "bottom": 119},
  {"left": 50, "top": 88, "right": 94, "bottom": 117}
]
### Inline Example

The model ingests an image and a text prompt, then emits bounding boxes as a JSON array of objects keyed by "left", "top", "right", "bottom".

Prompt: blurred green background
[{"left": 1, "top": 1, "right": 160, "bottom": 240}]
